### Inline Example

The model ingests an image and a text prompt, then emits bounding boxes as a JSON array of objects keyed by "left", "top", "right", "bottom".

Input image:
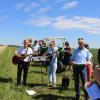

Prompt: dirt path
[{"left": 0, "top": 45, "right": 7, "bottom": 54}]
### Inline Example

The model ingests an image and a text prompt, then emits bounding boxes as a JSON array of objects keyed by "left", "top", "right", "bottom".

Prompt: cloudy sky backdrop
[{"left": 0, "top": 0, "right": 100, "bottom": 48}]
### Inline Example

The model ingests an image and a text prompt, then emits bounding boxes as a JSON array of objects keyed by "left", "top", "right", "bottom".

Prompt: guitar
[
  {"left": 46, "top": 47, "right": 62, "bottom": 66},
  {"left": 12, "top": 54, "right": 33, "bottom": 65}
]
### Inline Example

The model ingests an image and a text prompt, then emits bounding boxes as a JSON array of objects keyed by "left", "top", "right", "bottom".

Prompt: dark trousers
[
  {"left": 73, "top": 65, "right": 88, "bottom": 100},
  {"left": 17, "top": 61, "right": 30, "bottom": 85}
]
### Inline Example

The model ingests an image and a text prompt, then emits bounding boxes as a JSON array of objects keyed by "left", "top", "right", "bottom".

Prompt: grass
[{"left": 0, "top": 46, "right": 98, "bottom": 100}]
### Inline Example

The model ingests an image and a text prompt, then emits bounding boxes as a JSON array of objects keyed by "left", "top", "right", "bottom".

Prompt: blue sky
[{"left": 0, "top": 0, "right": 100, "bottom": 48}]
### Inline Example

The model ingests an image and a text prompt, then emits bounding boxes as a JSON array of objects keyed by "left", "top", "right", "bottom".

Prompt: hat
[{"left": 93, "top": 66, "right": 100, "bottom": 86}]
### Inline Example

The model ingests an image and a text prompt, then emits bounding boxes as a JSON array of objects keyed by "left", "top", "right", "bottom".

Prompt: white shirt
[
  {"left": 32, "top": 44, "right": 40, "bottom": 52},
  {"left": 15, "top": 47, "right": 33, "bottom": 62},
  {"left": 89, "top": 52, "right": 93, "bottom": 65}
]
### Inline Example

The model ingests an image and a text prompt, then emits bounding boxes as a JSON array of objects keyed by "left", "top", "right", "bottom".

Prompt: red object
[
  {"left": 87, "top": 64, "right": 93, "bottom": 81},
  {"left": 12, "top": 56, "right": 21, "bottom": 65}
]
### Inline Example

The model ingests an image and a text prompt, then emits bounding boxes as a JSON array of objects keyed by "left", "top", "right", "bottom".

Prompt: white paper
[
  {"left": 26, "top": 90, "right": 36, "bottom": 96},
  {"left": 85, "top": 83, "right": 100, "bottom": 100}
]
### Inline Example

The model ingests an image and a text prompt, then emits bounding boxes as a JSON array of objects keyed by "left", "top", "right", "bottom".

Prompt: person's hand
[
  {"left": 85, "top": 81, "right": 93, "bottom": 87},
  {"left": 45, "top": 56, "right": 48, "bottom": 58},
  {"left": 85, "top": 61, "right": 91, "bottom": 66},
  {"left": 71, "top": 61, "right": 77, "bottom": 65},
  {"left": 15, "top": 54, "right": 21, "bottom": 57}
]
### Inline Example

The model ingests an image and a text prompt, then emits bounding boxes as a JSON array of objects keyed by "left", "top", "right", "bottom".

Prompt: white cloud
[
  {"left": 24, "top": 16, "right": 100, "bottom": 34},
  {"left": 31, "top": 2, "right": 39, "bottom": 8},
  {"left": 62, "top": 0, "right": 78, "bottom": 9},
  {"left": 37, "top": 7, "right": 51, "bottom": 14},
  {"left": 24, "top": 17, "right": 51, "bottom": 26},
  {"left": 16, "top": 2, "right": 39, "bottom": 12},
  {"left": 16, "top": 2, "right": 51, "bottom": 16},
  {"left": 53, "top": 16, "right": 100, "bottom": 34},
  {"left": 30, "top": 6, "right": 51, "bottom": 17},
  {"left": 16, "top": 2, "right": 25, "bottom": 10}
]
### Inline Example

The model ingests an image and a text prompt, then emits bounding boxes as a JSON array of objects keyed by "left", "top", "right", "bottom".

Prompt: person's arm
[
  {"left": 70, "top": 50, "right": 78, "bottom": 65},
  {"left": 14, "top": 48, "right": 21, "bottom": 57},
  {"left": 67, "top": 47, "right": 72, "bottom": 54},
  {"left": 85, "top": 50, "right": 91, "bottom": 66}
]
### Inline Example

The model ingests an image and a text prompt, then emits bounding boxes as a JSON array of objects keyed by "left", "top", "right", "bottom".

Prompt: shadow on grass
[
  {"left": 33, "top": 94, "right": 75, "bottom": 100},
  {"left": 0, "top": 77, "right": 13, "bottom": 83},
  {"left": 27, "top": 83, "right": 47, "bottom": 88},
  {"left": 48, "top": 86, "right": 73, "bottom": 93},
  {"left": 28, "top": 70, "right": 47, "bottom": 76},
  {"left": 28, "top": 70, "right": 42, "bottom": 74}
]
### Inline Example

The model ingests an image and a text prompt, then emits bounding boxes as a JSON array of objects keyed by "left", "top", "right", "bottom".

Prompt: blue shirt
[{"left": 71, "top": 47, "right": 90, "bottom": 64}]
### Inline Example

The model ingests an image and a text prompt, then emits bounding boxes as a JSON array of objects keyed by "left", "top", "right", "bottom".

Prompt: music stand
[{"left": 31, "top": 56, "right": 47, "bottom": 94}]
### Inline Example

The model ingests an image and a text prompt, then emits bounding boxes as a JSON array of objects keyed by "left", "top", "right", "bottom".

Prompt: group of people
[{"left": 14, "top": 38, "right": 100, "bottom": 100}]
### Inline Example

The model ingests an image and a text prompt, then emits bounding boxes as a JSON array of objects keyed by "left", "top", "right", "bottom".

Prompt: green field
[{"left": 0, "top": 46, "right": 98, "bottom": 100}]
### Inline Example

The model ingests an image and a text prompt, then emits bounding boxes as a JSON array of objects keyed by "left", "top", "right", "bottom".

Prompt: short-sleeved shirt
[
  {"left": 32, "top": 44, "right": 40, "bottom": 52},
  {"left": 89, "top": 52, "right": 93, "bottom": 64},
  {"left": 71, "top": 47, "right": 90, "bottom": 65},
  {"left": 47, "top": 47, "right": 58, "bottom": 63},
  {"left": 15, "top": 47, "right": 33, "bottom": 62}
]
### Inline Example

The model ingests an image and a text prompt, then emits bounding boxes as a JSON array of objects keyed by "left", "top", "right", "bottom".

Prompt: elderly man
[
  {"left": 71, "top": 38, "right": 90, "bottom": 100},
  {"left": 15, "top": 39, "right": 33, "bottom": 86}
]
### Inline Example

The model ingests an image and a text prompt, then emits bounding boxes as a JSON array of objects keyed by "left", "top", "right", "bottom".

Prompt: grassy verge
[{"left": 0, "top": 47, "right": 98, "bottom": 100}]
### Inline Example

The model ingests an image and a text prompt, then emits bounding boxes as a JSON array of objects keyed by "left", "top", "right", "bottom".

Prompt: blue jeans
[
  {"left": 48, "top": 62, "right": 57, "bottom": 84},
  {"left": 73, "top": 65, "right": 88, "bottom": 99}
]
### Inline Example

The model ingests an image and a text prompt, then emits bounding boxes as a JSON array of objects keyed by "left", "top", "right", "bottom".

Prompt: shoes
[
  {"left": 16, "top": 81, "right": 27, "bottom": 86},
  {"left": 52, "top": 83, "right": 56, "bottom": 89},
  {"left": 47, "top": 82, "right": 56, "bottom": 88},
  {"left": 22, "top": 82, "right": 27, "bottom": 86},
  {"left": 75, "top": 95, "right": 80, "bottom": 100},
  {"left": 85, "top": 97, "right": 89, "bottom": 100},
  {"left": 16, "top": 83, "right": 21, "bottom": 86},
  {"left": 47, "top": 82, "right": 52, "bottom": 87},
  {"left": 76, "top": 97, "right": 79, "bottom": 100}
]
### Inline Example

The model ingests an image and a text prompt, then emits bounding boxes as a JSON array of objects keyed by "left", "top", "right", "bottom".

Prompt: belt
[{"left": 74, "top": 64, "right": 86, "bottom": 66}]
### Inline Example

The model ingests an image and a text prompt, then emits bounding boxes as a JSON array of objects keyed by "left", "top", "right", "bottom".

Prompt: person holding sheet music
[
  {"left": 62, "top": 41, "right": 72, "bottom": 72},
  {"left": 85, "top": 48, "right": 100, "bottom": 100},
  {"left": 44, "top": 41, "right": 58, "bottom": 88},
  {"left": 15, "top": 40, "right": 33, "bottom": 86}
]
